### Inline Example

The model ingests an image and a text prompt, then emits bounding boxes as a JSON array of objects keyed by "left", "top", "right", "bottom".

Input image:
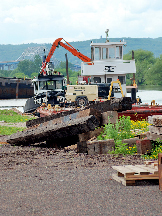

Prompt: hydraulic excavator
[
  {"left": 40, "top": 38, "right": 91, "bottom": 76},
  {"left": 24, "top": 38, "right": 93, "bottom": 112}
]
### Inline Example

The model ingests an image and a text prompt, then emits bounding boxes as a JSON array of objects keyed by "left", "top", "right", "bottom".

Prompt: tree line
[
  {"left": 0, "top": 55, "right": 79, "bottom": 84},
  {"left": 0, "top": 50, "right": 162, "bottom": 85},
  {"left": 124, "top": 49, "right": 162, "bottom": 85}
]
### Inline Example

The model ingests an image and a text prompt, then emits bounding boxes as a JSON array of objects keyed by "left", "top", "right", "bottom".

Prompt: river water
[
  {"left": 0, "top": 86, "right": 162, "bottom": 112},
  {"left": 127, "top": 86, "right": 162, "bottom": 105}
]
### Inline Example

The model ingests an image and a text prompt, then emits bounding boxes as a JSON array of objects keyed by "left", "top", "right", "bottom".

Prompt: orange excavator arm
[
  {"left": 59, "top": 39, "right": 91, "bottom": 63},
  {"left": 41, "top": 38, "right": 63, "bottom": 75},
  {"left": 41, "top": 38, "right": 91, "bottom": 75},
  {"left": 45, "top": 38, "right": 63, "bottom": 63}
]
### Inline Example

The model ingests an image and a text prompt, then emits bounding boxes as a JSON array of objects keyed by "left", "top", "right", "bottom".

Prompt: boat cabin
[{"left": 81, "top": 39, "right": 136, "bottom": 98}]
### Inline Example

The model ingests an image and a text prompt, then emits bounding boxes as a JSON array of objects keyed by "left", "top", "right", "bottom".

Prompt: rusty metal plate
[{"left": 158, "top": 153, "right": 162, "bottom": 191}]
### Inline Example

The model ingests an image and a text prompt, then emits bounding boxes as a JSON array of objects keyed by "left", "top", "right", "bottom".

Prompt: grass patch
[
  {"left": 0, "top": 125, "right": 25, "bottom": 135},
  {"left": 0, "top": 109, "right": 35, "bottom": 135},
  {"left": 0, "top": 109, "right": 35, "bottom": 123}
]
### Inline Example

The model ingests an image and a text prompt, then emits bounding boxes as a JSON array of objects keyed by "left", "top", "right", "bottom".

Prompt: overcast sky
[{"left": 0, "top": 0, "right": 162, "bottom": 44}]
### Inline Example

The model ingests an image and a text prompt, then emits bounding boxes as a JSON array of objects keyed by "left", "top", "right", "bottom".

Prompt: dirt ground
[{"left": 0, "top": 142, "right": 161, "bottom": 216}]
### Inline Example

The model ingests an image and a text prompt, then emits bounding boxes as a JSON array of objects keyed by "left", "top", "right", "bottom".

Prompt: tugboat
[{"left": 80, "top": 29, "right": 136, "bottom": 101}]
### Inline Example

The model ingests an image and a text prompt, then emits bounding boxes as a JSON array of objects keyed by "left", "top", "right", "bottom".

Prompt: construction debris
[
  {"left": 7, "top": 115, "right": 99, "bottom": 146},
  {"left": 26, "top": 98, "right": 132, "bottom": 128},
  {"left": 77, "top": 139, "right": 115, "bottom": 155},
  {"left": 7, "top": 98, "right": 132, "bottom": 147},
  {"left": 147, "top": 115, "right": 162, "bottom": 141}
]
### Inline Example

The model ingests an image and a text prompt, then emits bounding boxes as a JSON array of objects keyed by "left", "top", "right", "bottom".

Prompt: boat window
[
  {"left": 94, "top": 77, "right": 101, "bottom": 83},
  {"left": 109, "top": 47, "right": 115, "bottom": 59},
  {"left": 91, "top": 47, "right": 94, "bottom": 61},
  {"left": 107, "top": 78, "right": 112, "bottom": 83},
  {"left": 95, "top": 47, "right": 101, "bottom": 60},
  {"left": 102, "top": 48, "right": 108, "bottom": 59},
  {"left": 116, "top": 46, "right": 122, "bottom": 59},
  {"left": 119, "top": 46, "right": 122, "bottom": 59},
  {"left": 118, "top": 76, "right": 126, "bottom": 84},
  {"left": 116, "top": 47, "right": 119, "bottom": 59}
]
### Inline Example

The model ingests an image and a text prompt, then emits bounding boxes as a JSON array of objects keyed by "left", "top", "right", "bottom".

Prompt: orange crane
[{"left": 41, "top": 38, "right": 91, "bottom": 75}]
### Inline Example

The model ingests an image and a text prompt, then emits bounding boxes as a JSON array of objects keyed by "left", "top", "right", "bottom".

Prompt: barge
[
  {"left": 118, "top": 104, "right": 162, "bottom": 121},
  {"left": 0, "top": 77, "right": 34, "bottom": 99}
]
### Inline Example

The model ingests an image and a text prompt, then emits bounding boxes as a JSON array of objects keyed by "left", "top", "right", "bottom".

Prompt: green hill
[{"left": 0, "top": 37, "right": 162, "bottom": 64}]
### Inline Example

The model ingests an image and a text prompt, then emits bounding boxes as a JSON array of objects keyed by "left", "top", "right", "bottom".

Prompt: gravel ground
[{"left": 0, "top": 143, "right": 161, "bottom": 216}]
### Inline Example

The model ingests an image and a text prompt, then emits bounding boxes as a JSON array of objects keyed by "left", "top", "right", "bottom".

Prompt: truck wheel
[{"left": 76, "top": 97, "right": 88, "bottom": 107}]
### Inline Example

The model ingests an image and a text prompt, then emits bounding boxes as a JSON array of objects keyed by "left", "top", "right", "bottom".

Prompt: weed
[
  {"left": 141, "top": 139, "right": 162, "bottom": 159},
  {"left": 97, "top": 116, "right": 149, "bottom": 156},
  {"left": 130, "top": 119, "right": 150, "bottom": 135},
  {"left": 109, "top": 140, "right": 137, "bottom": 156},
  {"left": 97, "top": 116, "right": 134, "bottom": 142}
]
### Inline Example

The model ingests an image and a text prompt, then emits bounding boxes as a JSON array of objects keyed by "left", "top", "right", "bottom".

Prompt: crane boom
[
  {"left": 59, "top": 40, "right": 91, "bottom": 63},
  {"left": 46, "top": 38, "right": 63, "bottom": 63},
  {"left": 41, "top": 38, "right": 91, "bottom": 75}
]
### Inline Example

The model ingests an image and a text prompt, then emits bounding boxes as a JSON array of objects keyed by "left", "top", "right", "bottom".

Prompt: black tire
[{"left": 76, "top": 97, "right": 88, "bottom": 107}]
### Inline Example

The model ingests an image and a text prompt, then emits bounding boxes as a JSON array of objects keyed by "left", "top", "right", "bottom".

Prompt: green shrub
[
  {"left": 97, "top": 116, "right": 138, "bottom": 156},
  {"left": 97, "top": 116, "right": 134, "bottom": 142},
  {"left": 109, "top": 140, "right": 137, "bottom": 156}
]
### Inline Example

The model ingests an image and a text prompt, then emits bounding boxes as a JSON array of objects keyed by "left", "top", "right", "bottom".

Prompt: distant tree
[
  {"left": 9, "top": 68, "right": 20, "bottom": 77},
  {"left": 33, "top": 55, "right": 42, "bottom": 73},
  {"left": 16, "top": 55, "right": 42, "bottom": 77},
  {"left": 55, "top": 61, "right": 79, "bottom": 84},
  {"left": 146, "top": 55, "right": 162, "bottom": 85},
  {"left": 14, "top": 72, "right": 26, "bottom": 78},
  {"left": 124, "top": 49, "right": 155, "bottom": 85},
  {"left": 0, "top": 70, "right": 12, "bottom": 77},
  {"left": 31, "top": 72, "right": 38, "bottom": 79},
  {"left": 58, "top": 61, "right": 74, "bottom": 70},
  {"left": 17, "top": 60, "right": 33, "bottom": 77}
]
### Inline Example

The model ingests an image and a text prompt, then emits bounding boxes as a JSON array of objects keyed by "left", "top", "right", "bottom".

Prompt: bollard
[{"left": 158, "top": 153, "right": 162, "bottom": 191}]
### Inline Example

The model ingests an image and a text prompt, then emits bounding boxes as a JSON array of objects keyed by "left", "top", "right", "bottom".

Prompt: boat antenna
[{"left": 105, "top": 29, "right": 109, "bottom": 42}]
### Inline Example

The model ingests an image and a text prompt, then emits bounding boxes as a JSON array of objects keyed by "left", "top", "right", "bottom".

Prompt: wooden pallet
[{"left": 112, "top": 161, "right": 158, "bottom": 186}]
